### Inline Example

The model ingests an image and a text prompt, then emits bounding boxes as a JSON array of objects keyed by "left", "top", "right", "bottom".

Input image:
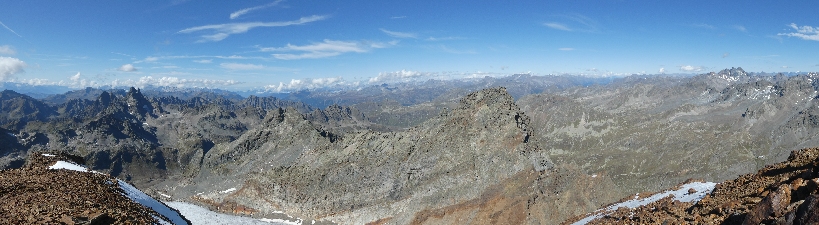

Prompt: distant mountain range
[{"left": 3, "top": 67, "right": 819, "bottom": 224}]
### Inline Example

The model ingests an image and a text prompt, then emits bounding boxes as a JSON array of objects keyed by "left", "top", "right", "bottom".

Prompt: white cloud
[
  {"left": 0, "top": 56, "right": 26, "bottom": 81},
  {"left": 0, "top": 45, "right": 15, "bottom": 55},
  {"left": 390, "top": 16, "right": 406, "bottom": 19},
  {"left": 659, "top": 67, "right": 665, "bottom": 74},
  {"left": 544, "top": 22, "right": 572, "bottom": 31},
  {"left": 380, "top": 28, "right": 417, "bottom": 38},
  {"left": 17, "top": 78, "right": 54, "bottom": 86},
  {"left": 114, "top": 76, "right": 241, "bottom": 88},
  {"left": 59, "top": 72, "right": 100, "bottom": 88},
  {"left": 679, "top": 65, "right": 705, "bottom": 72},
  {"left": 722, "top": 52, "right": 730, "bottom": 58},
  {"left": 118, "top": 64, "right": 137, "bottom": 72},
  {"left": 193, "top": 59, "right": 212, "bottom": 63},
  {"left": 735, "top": 25, "right": 747, "bottom": 32},
  {"left": 369, "top": 70, "right": 435, "bottom": 83},
  {"left": 220, "top": 63, "right": 264, "bottom": 70},
  {"left": 778, "top": 23, "right": 819, "bottom": 41},
  {"left": 230, "top": 0, "right": 282, "bottom": 19},
  {"left": 262, "top": 39, "right": 394, "bottom": 60},
  {"left": 264, "top": 77, "right": 346, "bottom": 92},
  {"left": 558, "top": 48, "right": 574, "bottom": 51},
  {"left": 178, "top": 15, "right": 328, "bottom": 42}
]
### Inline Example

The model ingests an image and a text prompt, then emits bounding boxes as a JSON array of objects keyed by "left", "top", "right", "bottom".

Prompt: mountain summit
[{"left": 0, "top": 152, "right": 189, "bottom": 224}]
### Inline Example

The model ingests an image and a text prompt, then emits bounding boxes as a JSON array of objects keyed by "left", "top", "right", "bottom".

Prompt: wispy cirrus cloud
[
  {"left": 690, "top": 23, "right": 716, "bottom": 30},
  {"left": 0, "top": 20, "right": 23, "bottom": 38},
  {"left": 734, "top": 25, "right": 747, "bottom": 32},
  {"left": 778, "top": 23, "right": 819, "bottom": 41},
  {"left": 179, "top": 15, "right": 328, "bottom": 42},
  {"left": 558, "top": 47, "right": 574, "bottom": 51},
  {"left": 426, "top": 36, "right": 464, "bottom": 41},
  {"left": 438, "top": 45, "right": 476, "bottom": 54},
  {"left": 0, "top": 45, "right": 15, "bottom": 55},
  {"left": 134, "top": 55, "right": 258, "bottom": 63},
  {"left": 260, "top": 39, "right": 396, "bottom": 60},
  {"left": 220, "top": 63, "right": 265, "bottom": 70},
  {"left": 111, "top": 52, "right": 134, "bottom": 58},
  {"left": 543, "top": 14, "right": 599, "bottom": 32},
  {"left": 230, "top": 0, "right": 283, "bottom": 19},
  {"left": 544, "top": 23, "right": 572, "bottom": 31},
  {"left": 380, "top": 28, "right": 417, "bottom": 38}
]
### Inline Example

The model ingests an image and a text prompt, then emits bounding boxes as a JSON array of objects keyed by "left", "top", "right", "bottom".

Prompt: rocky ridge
[{"left": 173, "top": 87, "right": 620, "bottom": 224}]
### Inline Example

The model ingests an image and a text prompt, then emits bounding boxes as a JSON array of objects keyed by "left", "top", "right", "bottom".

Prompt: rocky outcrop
[
  {"left": 0, "top": 152, "right": 189, "bottom": 224},
  {"left": 567, "top": 147, "right": 819, "bottom": 224}
]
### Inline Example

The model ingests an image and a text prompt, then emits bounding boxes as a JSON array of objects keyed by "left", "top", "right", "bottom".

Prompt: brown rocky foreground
[
  {"left": 564, "top": 147, "right": 819, "bottom": 224},
  {"left": 0, "top": 152, "right": 188, "bottom": 224}
]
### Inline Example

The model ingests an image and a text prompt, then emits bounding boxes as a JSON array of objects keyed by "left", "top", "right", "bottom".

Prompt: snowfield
[
  {"left": 165, "top": 202, "right": 304, "bottom": 225},
  {"left": 571, "top": 181, "right": 717, "bottom": 225}
]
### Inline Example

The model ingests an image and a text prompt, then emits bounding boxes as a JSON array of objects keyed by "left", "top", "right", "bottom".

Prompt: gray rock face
[{"left": 176, "top": 87, "right": 551, "bottom": 224}]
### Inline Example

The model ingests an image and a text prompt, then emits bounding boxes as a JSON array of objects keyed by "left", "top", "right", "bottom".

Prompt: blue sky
[{"left": 1, "top": 0, "right": 818, "bottom": 91}]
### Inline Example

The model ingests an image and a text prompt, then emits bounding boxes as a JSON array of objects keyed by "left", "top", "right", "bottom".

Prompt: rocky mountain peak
[
  {"left": 457, "top": 86, "right": 515, "bottom": 110},
  {"left": 717, "top": 67, "right": 748, "bottom": 77},
  {"left": 96, "top": 91, "right": 115, "bottom": 106},
  {"left": 126, "top": 87, "right": 157, "bottom": 118},
  {"left": 449, "top": 86, "right": 531, "bottom": 137}
]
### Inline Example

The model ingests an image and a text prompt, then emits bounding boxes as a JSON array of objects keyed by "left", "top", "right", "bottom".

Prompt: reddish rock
[{"left": 743, "top": 184, "right": 792, "bottom": 225}]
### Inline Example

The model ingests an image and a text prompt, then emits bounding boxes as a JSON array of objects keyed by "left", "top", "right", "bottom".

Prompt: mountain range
[{"left": 3, "top": 67, "right": 819, "bottom": 224}]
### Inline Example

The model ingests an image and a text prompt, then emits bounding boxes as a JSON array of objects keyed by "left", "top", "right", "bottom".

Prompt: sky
[{"left": 1, "top": 0, "right": 818, "bottom": 92}]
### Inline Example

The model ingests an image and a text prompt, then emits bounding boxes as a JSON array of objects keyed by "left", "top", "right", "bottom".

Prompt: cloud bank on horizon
[{"left": 0, "top": 1, "right": 818, "bottom": 92}]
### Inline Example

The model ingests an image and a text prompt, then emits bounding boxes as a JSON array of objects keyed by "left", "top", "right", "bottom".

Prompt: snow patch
[
  {"left": 166, "top": 202, "right": 298, "bottom": 225},
  {"left": 259, "top": 218, "right": 303, "bottom": 225},
  {"left": 571, "top": 182, "right": 717, "bottom": 225},
  {"left": 49, "top": 161, "right": 89, "bottom": 172},
  {"left": 220, "top": 187, "right": 237, "bottom": 194},
  {"left": 42, "top": 153, "right": 56, "bottom": 157},
  {"left": 118, "top": 180, "right": 188, "bottom": 225}
]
